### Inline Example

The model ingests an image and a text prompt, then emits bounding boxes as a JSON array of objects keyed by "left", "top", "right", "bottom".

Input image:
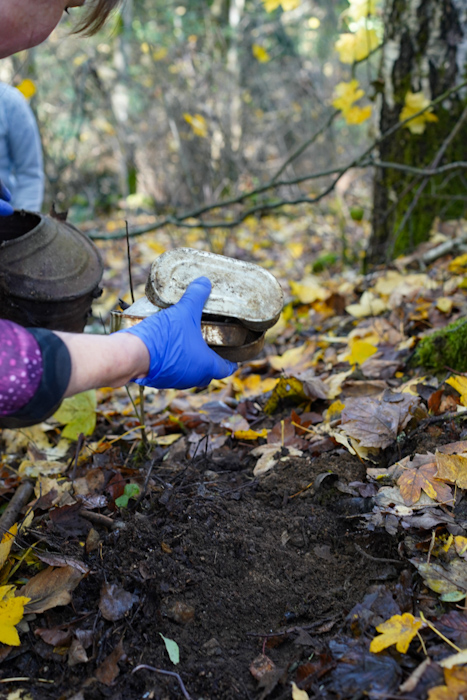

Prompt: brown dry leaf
[
  {"left": 341, "top": 394, "right": 420, "bottom": 449},
  {"left": 95, "top": 639, "right": 126, "bottom": 686},
  {"left": 98, "top": 583, "right": 138, "bottom": 621},
  {"left": 20, "top": 566, "right": 85, "bottom": 614},
  {"left": 397, "top": 462, "right": 453, "bottom": 506},
  {"left": 435, "top": 451, "right": 467, "bottom": 489},
  {"left": 250, "top": 653, "right": 275, "bottom": 680}
]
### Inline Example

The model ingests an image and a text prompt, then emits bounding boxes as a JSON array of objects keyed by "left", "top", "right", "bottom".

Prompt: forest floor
[{"left": 2, "top": 195, "right": 467, "bottom": 700}]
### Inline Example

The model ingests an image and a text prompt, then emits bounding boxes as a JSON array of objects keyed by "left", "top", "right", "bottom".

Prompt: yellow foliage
[
  {"left": 152, "top": 47, "right": 168, "bottom": 61},
  {"left": 15, "top": 79, "right": 36, "bottom": 100},
  {"left": 234, "top": 429, "right": 269, "bottom": 441},
  {"left": 346, "top": 339, "right": 378, "bottom": 366},
  {"left": 335, "top": 27, "right": 379, "bottom": 64},
  {"left": 0, "top": 524, "right": 18, "bottom": 570},
  {"left": 436, "top": 297, "right": 453, "bottom": 314},
  {"left": 428, "top": 667, "right": 467, "bottom": 700},
  {"left": 183, "top": 113, "right": 208, "bottom": 138},
  {"left": 0, "top": 585, "right": 30, "bottom": 646},
  {"left": 399, "top": 91, "right": 438, "bottom": 135},
  {"left": 346, "top": 0, "right": 378, "bottom": 21},
  {"left": 448, "top": 253, "right": 467, "bottom": 274},
  {"left": 346, "top": 291, "right": 387, "bottom": 318},
  {"left": 290, "top": 277, "right": 329, "bottom": 304},
  {"left": 326, "top": 400, "right": 345, "bottom": 421},
  {"left": 332, "top": 80, "right": 372, "bottom": 125},
  {"left": 252, "top": 44, "right": 271, "bottom": 63},
  {"left": 263, "top": 0, "right": 300, "bottom": 11},
  {"left": 446, "top": 375, "right": 467, "bottom": 406},
  {"left": 291, "top": 682, "right": 309, "bottom": 700},
  {"left": 370, "top": 613, "right": 423, "bottom": 654},
  {"left": 232, "top": 374, "right": 278, "bottom": 399}
]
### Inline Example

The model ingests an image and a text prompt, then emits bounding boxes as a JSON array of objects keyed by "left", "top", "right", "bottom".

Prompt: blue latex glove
[
  {"left": 120, "top": 276, "right": 237, "bottom": 389},
  {"left": 0, "top": 180, "right": 13, "bottom": 216}
]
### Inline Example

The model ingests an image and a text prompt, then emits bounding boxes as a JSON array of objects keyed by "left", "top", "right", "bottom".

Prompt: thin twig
[
  {"left": 86, "top": 78, "right": 467, "bottom": 241},
  {"left": 354, "top": 543, "right": 405, "bottom": 566},
  {"left": 0, "top": 481, "right": 34, "bottom": 536},
  {"left": 125, "top": 220, "right": 135, "bottom": 305},
  {"left": 132, "top": 664, "right": 191, "bottom": 700}
]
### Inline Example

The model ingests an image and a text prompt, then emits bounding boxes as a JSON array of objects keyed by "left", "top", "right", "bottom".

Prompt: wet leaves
[
  {"left": 370, "top": 613, "right": 423, "bottom": 654},
  {"left": 397, "top": 461, "right": 453, "bottom": 506},
  {"left": 20, "top": 566, "right": 85, "bottom": 614}
]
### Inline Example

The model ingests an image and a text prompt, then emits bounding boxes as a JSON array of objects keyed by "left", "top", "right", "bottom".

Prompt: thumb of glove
[{"left": 176, "top": 276, "right": 212, "bottom": 320}]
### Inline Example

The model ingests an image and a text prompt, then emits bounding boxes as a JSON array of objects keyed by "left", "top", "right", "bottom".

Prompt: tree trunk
[{"left": 366, "top": 0, "right": 467, "bottom": 266}]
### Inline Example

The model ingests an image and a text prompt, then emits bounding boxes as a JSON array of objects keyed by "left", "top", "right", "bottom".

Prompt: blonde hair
[{"left": 74, "top": 0, "right": 122, "bottom": 34}]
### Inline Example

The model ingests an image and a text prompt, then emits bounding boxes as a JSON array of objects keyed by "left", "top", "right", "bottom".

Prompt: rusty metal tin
[
  {"left": 145, "top": 248, "right": 283, "bottom": 331},
  {"left": 111, "top": 297, "right": 249, "bottom": 348},
  {"left": 0, "top": 210, "right": 103, "bottom": 332}
]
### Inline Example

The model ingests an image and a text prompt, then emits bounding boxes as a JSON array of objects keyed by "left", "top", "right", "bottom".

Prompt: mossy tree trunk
[{"left": 366, "top": 0, "right": 467, "bottom": 266}]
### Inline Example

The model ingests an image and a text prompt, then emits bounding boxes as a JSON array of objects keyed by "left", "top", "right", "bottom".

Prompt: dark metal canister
[{"left": 0, "top": 210, "right": 103, "bottom": 332}]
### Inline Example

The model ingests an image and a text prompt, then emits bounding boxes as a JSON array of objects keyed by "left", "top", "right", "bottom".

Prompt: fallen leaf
[
  {"left": 250, "top": 653, "right": 275, "bottom": 680},
  {"left": 99, "top": 583, "right": 138, "bottom": 621},
  {"left": 20, "top": 566, "right": 85, "bottom": 614},
  {"left": 160, "top": 633, "right": 179, "bottom": 664},
  {"left": 412, "top": 558, "right": 467, "bottom": 602},
  {"left": 0, "top": 585, "right": 30, "bottom": 646},
  {"left": 341, "top": 394, "right": 420, "bottom": 449},
  {"left": 0, "top": 523, "right": 17, "bottom": 569},
  {"left": 397, "top": 462, "right": 453, "bottom": 506},
  {"left": 428, "top": 666, "right": 467, "bottom": 700},
  {"left": 370, "top": 613, "right": 423, "bottom": 654},
  {"left": 291, "top": 681, "right": 309, "bottom": 700},
  {"left": 346, "top": 291, "right": 387, "bottom": 318},
  {"left": 435, "top": 451, "right": 467, "bottom": 489},
  {"left": 439, "top": 649, "right": 467, "bottom": 669},
  {"left": 95, "top": 639, "right": 126, "bottom": 686},
  {"left": 53, "top": 390, "right": 97, "bottom": 440}
]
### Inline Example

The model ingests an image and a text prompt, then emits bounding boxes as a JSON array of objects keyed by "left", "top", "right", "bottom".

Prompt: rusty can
[{"left": 112, "top": 248, "right": 283, "bottom": 362}]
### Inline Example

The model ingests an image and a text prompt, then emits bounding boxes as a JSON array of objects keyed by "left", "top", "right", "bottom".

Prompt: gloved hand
[
  {"left": 0, "top": 180, "right": 13, "bottom": 216},
  {"left": 120, "top": 276, "right": 237, "bottom": 389}
]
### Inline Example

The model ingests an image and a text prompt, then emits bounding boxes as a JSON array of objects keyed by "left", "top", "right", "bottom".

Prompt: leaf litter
[{"left": 2, "top": 207, "right": 467, "bottom": 697}]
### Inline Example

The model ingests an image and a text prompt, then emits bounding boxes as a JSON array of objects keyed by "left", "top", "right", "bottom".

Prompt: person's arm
[
  {"left": 0, "top": 278, "right": 236, "bottom": 429},
  {"left": 5, "top": 88, "right": 44, "bottom": 211}
]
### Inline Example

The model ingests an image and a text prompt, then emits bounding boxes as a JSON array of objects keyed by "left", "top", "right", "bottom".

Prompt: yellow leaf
[
  {"left": 234, "top": 429, "right": 268, "bottom": 440},
  {"left": 400, "top": 91, "right": 438, "bottom": 135},
  {"left": 53, "top": 390, "right": 97, "bottom": 440},
  {"left": 345, "top": 339, "right": 378, "bottom": 366},
  {"left": 428, "top": 667, "right": 467, "bottom": 700},
  {"left": 344, "top": 104, "right": 372, "bottom": 124},
  {"left": 449, "top": 253, "right": 467, "bottom": 274},
  {"left": 152, "top": 47, "right": 168, "bottom": 61},
  {"left": 291, "top": 681, "right": 309, "bottom": 700},
  {"left": 252, "top": 44, "right": 270, "bottom": 63},
  {"left": 435, "top": 450, "right": 467, "bottom": 489},
  {"left": 183, "top": 113, "right": 208, "bottom": 138},
  {"left": 0, "top": 524, "right": 17, "bottom": 569},
  {"left": 436, "top": 297, "right": 453, "bottom": 314},
  {"left": 332, "top": 80, "right": 365, "bottom": 112},
  {"left": 455, "top": 536, "right": 467, "bottom": 557},
  {"left": 155, "top": 434, "right": 182, "bottom": 446},
  {"left": 335, "top": 27, "right": 379, "bottom": 64},
  {"left": 346, "top": 0, "right": 378, "bottom": 21},
  {"left": 370, "top": 613, "right": 423, "bottom": 654},
  {"left": 263, "top": 0, "right": 300, "bottom": 11},
  {"left": 326, "top": 399, "right": 345, "bottom": 421},
  {"left": 346, "top": 291, "right": 387, "bottom": 318},
  {"left": 264, "top": 376, "right": 307, "bottom": 415},
  {"left": 0, "top": 585, "right": 30, "bottom": 646},
  {"left": 232, "top": 374, "right": 279, "bottom": 399},
  {"left": 290, "top": 278, "right": 329, "bottom": 304},
  {"left": 446, "top": 375, "right": 467, "bottom": 406},
  {"left": 15, "top": 79, "right": 36, "bottom": 100}
]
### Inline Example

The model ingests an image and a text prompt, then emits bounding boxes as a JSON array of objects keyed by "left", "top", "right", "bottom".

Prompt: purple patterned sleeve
[{"left": 0, "top": 320, "right": 43, "bottom": 415}]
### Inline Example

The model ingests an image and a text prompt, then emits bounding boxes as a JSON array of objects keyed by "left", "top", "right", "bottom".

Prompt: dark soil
[{"left": 0, "top": 433, "right": 418, "bottom": 700}]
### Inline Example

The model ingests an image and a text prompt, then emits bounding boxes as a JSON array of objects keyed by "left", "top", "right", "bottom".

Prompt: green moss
[{"left": 412, "top": 318, "right": 467, "bottom": 373}]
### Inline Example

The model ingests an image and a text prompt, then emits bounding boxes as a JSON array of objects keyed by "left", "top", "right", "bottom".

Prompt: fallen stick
[{"left": 0, "top": 481, "right": 34, "bottom": 536}]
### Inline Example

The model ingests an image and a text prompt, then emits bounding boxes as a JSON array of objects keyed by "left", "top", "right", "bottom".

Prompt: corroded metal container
[
  {"left": 0, "top": 210, "right": 103, "bottom": 332},
  {"left": 112, "top": 248, "right": 283, "bottom": 362}
]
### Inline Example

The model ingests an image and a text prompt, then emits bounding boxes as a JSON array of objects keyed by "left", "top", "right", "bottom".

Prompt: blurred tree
[{"left": 367, "top": 0, "right": 467, "bottom": 265}]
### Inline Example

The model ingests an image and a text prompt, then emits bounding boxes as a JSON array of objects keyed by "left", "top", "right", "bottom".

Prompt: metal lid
[{"left": 145, "top": 248, "right": 283, "bottom": 331}]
